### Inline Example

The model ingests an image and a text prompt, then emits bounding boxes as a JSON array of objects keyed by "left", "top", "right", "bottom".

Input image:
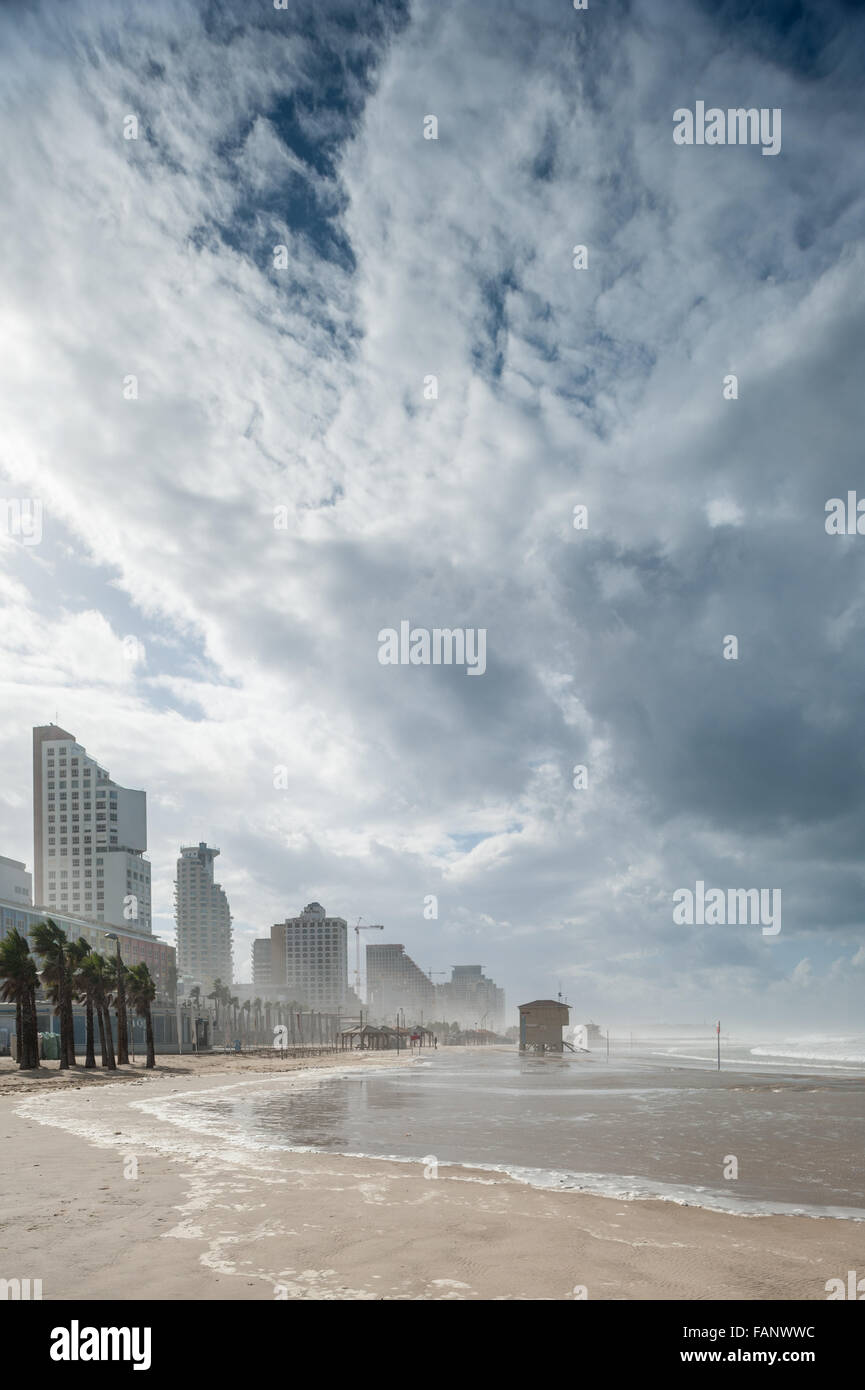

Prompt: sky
[{"left": 1, "top": 0, "right": 865, "bottom": 1031}]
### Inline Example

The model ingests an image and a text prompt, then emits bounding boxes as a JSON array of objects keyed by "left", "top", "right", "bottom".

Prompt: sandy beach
[{"left": 2, "top": 1050, "right": 862, "bottom": 1301}]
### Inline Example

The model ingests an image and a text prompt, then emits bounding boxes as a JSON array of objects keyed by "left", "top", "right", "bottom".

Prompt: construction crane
[{"left": 353, "top": 918, "right": 384, "bottom": 999}]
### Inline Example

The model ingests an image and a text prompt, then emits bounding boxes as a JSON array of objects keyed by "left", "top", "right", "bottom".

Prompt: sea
[{"left": 139, "top": 1034, "right": 865, "bottom": 1220}]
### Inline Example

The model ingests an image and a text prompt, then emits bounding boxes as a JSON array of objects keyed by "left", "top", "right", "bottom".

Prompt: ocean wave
[{"left": 750, "top": 1041, "right": 865, "bottom": 1065}]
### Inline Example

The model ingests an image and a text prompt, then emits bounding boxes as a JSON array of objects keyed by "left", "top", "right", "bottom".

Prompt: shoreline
[
  {"left": 0, "top": 1045, "right": 424, "bottom": 1097},
  {"left": 4, "top": 1055, "right": 864, "bottom": 1301}
]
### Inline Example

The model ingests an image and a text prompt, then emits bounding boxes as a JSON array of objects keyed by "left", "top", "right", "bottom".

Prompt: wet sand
[
  {"left": 3, "top": 1055, "right": 863, "bottom": 1301},
  {"left": 0, "top": 1047, "right": 403, "bottom": 1096}
]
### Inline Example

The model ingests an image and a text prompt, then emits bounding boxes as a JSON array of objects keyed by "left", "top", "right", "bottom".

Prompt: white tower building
[
  {"left": 32, "top": 725, "right": 151, "bottom": 930},
  {"left": 174, "top": 843, "right": 233, "bottom": 994}
]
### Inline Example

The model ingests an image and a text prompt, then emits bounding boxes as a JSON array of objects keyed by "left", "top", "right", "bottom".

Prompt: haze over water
[{"left": 149, "top": 1039, "right": 865, "bottom": 1219}]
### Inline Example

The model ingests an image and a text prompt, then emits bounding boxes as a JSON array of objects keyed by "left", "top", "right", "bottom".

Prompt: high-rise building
[
  {"left": 174, "top": 843, "right": 233, "bottom": 994},
  {"left": 270, "top": 902, "right": 348, "bottom": 1011},
  {"left": 436, "top": 964, "right": 505, "bottom": 1032},
  {"left": 252, "top": 937, "right": 272, "bottom": 987},
  {"left": 366, "top": 943, "right": 435, "bottom": 1023},
  {"left": 32, "top": 724, "right": 151, "bottom": 930}
]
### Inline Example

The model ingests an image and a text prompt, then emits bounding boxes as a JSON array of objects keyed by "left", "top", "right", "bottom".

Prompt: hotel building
[
  {"left": 32, "top": 724, "right": 152, "bottom": 931},
  {"left": 270, "top": 902, "right": 348, "bottom": 1011},
  {"left": 366, "top": 943, "right": 435, "bottom": 1023}
]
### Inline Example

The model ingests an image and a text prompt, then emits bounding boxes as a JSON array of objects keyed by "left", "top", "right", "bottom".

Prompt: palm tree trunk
[
  {"left": 64, "top": 978, "right": 77, "bottom": 1066},
  {"left": 57, "top": 973, "right": 69, "bottom": 1070},
  {"left": 116, "top": 968, "right": 129, "bottom": 1066},
  {"left": 99, "top": 1003, "right": 116, "bottom": 1069},
  {"left": 84, "top": 998, "right": 96, "bottom": 1068},
  {"left": 24, "top": 986, "right": 40, "bottom": 1069},
  {"left": 95, "top": 1000, "right": 109, "bottom": 1066},
  {"left": 145, "top": 1008, "right": 155, "bottom": 1069},
  {"left": 116, "top": 1000, "right": 129, "bottom": 1065}
]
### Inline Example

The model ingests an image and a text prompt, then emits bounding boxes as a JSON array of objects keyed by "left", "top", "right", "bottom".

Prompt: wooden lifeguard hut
[{"left": 518, "top": 999, "right": 571, "bottom": 1053}]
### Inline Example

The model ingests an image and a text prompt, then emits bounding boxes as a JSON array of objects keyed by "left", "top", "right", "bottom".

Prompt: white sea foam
[{"left": 750, "top": 1037, "right": 865, "bottom": 1066}]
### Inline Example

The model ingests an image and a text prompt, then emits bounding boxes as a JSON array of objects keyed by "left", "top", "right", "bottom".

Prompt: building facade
[
  {"left": 366, "top": 943, "right": 435, "bottom": 1023},
  {"left": 0, "top": 856, "right": 32, "bottom": 906},
  {"left": 270, "top": 902, "right": 348, "bottom": 1011},
  {"left": 32, "top": 724, "right": 152, "bottom": 931},
  {"left": 174, "top": 843, "right": 233, "bottom": 994},
  {"left": 252, "top": 937, "right": 272, "bottom": 988},
  {"left": 436, "top": 964, "right": 505, "bottom": 1032}
]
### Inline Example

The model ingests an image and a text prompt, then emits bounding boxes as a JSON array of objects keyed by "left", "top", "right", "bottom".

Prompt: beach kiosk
[{"left": 518, "top": 999, "right": 571, "bottom": 1054}]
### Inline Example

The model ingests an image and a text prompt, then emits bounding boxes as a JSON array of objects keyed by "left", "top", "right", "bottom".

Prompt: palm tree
[
  {"left": 0, "top": 929, "right": 40, "bottom": 1069},
  {"left": 264, "top": 999, "right": 272, "bottom": 1042},
  {"left": 78, "top": 953, "right": 116, "bottom": 1069},
  {"left": 30, "top": 918, "right": 76, "bottom": 1067},
  {"left": 105, "top": 939, "right": 130, "bottom": 1065},
  {"left": 189, "top": 984, "right": 201, "bottom": 1010},
  {"left": 207, "top": 978, "right": 224, "bottom": 1028},
  {"left": 165, "top": 962, "right": 178, "bottom": 1007},
  {"left": 253, "top": 997, "right": 262, "bottom": 1040},
  {"left": 68, "top": 938, "right": 96, "bottom": 1069},
  {"left": 126, "top": 963, "right": 157, "bottom": 1069},
  {"left": 229, "top": 995, "right": 239, "bottom": 1033}
]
